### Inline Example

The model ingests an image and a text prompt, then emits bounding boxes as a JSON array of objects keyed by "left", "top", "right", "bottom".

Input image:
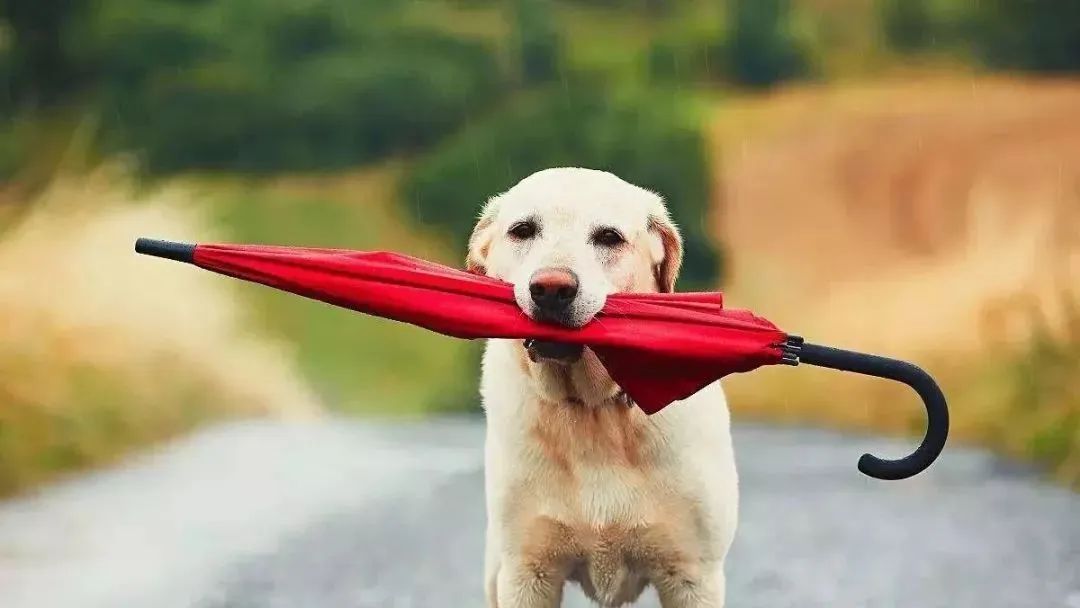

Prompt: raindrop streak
[
  {"left": 559, "top": 60, "right": 569, "bottom": 97},
  {"left": 465, "top": 113, "right": 481, "bottom": 181},
  {"left": 673, "top": 52, "right": 683, "bottom": 93}
]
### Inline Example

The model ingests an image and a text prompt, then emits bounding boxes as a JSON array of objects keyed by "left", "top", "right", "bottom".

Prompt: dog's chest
[
  {"left": 560, "top": 464, "right": 650, "bottom": 524},
  {"left": 524, "top": 411, "right": 660, "bottom": 521},
  {"left": 523, "top": 445, "right": 695, "bottom": 555}
]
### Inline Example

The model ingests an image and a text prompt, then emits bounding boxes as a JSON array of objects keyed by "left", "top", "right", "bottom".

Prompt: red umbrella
[{"left": 135, "top": 238, "right": 948, "bottom": 481}]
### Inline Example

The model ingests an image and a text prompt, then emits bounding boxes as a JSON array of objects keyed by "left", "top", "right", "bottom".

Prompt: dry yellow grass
[
  {"left": 0, "top": 166, "right": 319, "bottom": 495},
  {"left": 709, "top": 77, "right": 1080, "bottom": 483}
]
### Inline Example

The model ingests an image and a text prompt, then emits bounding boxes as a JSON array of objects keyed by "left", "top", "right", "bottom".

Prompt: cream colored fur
[{"left": 471, "top": 168, "right": 738, "bottom": 608}]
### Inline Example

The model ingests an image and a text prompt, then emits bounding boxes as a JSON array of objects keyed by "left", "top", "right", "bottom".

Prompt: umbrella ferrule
[{"left": 135, "top": 238, "right": 196, "bottom": 264}]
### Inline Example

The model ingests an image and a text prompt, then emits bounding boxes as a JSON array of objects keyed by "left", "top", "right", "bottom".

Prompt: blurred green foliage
[
  {"left": 0, "top": 0, "right": 92, "bottom": 108},
  {"left": 404, "top": 87, "right": 720, "bottom": 289},
  {"left": 2, "top": 0, "right": 1075, "bottom": 182},
  {"left": 969, "top": 0, "right": 1080, "bottom": 73},
  {"left": 645, "top": 0, "right": 812, "bottom": 89},
  {"left": 0, "top": 119, "right": 25, "bottom": 180},
  {"left": 561, "top": 0, "right": 668, "bottom": 9},
  {"left": 723, "top": 0, "right": 810, "bottom": 88},
  {"left": 875, "top": 0, "right": 1080, "bottom": 72},
  {"left": 512, "top": 0, "right": 562, "bottom": 84},
  {"left": 647, "top": 24, "right": 724, "bottom": 85},
  {"left": 87, "top": 0, "right": 503, "bottom": 172},
  {"left": 880, "top": 0, "right": 934, "bottom": 53}
]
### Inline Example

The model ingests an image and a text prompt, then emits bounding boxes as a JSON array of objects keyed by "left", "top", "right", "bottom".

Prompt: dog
[{"left": 469, "top": 168, "right": 738, "bottom": 607}]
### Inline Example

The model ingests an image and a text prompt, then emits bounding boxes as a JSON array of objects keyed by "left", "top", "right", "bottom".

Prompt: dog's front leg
[
  {"left": 654, "top": 560, "right": 726, "bottom": 608},
  {"left": 485, "top": 526, "right": 502, "bottom": 608},
  {"left": 495, "top": 556, "right": 566, "bottom": 608}
]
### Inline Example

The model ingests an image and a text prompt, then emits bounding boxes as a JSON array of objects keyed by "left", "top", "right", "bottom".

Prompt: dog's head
[{"left": 467, "top": 167, "right": 684, "bottom": 337}]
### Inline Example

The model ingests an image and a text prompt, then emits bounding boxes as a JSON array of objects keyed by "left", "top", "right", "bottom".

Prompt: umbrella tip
[{"left": 135, "top": 238, "right": 196, "bottom": 264}]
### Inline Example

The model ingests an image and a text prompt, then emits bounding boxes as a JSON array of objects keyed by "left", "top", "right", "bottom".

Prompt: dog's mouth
[
  {"left": 524, "top": 339, "right": 584, "bottom": 363},
  {"left": 529, "top": 306, "right": 589, "bottom": 329}
]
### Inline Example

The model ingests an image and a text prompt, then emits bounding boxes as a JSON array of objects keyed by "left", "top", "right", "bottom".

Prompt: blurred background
[{"left": 0, "top": 0, "right": 1078, "bottom": 606}]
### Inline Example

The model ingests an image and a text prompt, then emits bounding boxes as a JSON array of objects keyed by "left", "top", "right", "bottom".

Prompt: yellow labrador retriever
[{"left": 470, "top": 167, "right": 738, "bottom": 608}]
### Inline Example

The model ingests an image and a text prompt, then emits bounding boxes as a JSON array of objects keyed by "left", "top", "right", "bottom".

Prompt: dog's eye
[
  {"left": 508, "top": 220, "right": 538, "bottom": 240},
  {"left": 591, "top": 227, "right": 626, "bottom": 247}
]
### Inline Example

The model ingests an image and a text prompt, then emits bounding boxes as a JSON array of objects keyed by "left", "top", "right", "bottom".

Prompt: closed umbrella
[{"left": 135, "top": 238, "right": 948, "bottom": 481}]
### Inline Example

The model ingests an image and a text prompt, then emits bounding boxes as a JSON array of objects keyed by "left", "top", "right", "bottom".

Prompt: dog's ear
[
  {"left": 466, "top": 200, "right": 498, "bottom": 275},
  {"left": 648, "top": 212, "right": 684, "bottom": 293}
]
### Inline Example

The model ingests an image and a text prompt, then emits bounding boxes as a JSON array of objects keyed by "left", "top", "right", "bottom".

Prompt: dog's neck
[{"left": 517, "top": 343, "right": 631, "bottom": 408}]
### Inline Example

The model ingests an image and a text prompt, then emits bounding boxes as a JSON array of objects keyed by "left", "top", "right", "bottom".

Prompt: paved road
[{"left": 1, "top": 417, "right": 1078, "bottom": 608}]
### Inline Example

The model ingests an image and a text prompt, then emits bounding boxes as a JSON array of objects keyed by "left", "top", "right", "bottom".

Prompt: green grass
[
  {"left": 203, "top": 168, "right": 482, "bottom": 416},
  {"left": 986, "top": 306, "right": 1080, "bottom": 485}
]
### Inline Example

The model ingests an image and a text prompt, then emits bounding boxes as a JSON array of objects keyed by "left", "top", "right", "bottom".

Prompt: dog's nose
[{"left": 529, "top": 268, "right": 579, "bottom": 314}]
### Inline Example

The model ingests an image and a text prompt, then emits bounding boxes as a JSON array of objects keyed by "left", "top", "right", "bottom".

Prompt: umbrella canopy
[
  {"left": 148, "top": 240, "right": 787, "bottom": 413},
  {"left": 135, "top": 238, "right": 948, "bottom": 481}
]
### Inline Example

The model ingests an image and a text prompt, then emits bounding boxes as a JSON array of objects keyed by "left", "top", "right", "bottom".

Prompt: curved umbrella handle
[{"left": 783, "top": 337, "right": 949, "bottom": 481}]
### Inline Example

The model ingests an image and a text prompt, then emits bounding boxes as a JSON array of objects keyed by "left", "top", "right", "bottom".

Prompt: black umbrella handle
[{"left": 782, "top": 337, "right": 949, "bottom": 481}]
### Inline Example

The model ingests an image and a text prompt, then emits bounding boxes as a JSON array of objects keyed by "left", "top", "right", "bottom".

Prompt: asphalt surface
[{"left": 1, "top": 417, "right": 1078, "bottom": 608}]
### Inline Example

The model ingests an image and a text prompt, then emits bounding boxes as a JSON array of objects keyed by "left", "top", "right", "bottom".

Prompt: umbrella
[{"left": 135, "top": 238, "right": 948, "bottom": 481}]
